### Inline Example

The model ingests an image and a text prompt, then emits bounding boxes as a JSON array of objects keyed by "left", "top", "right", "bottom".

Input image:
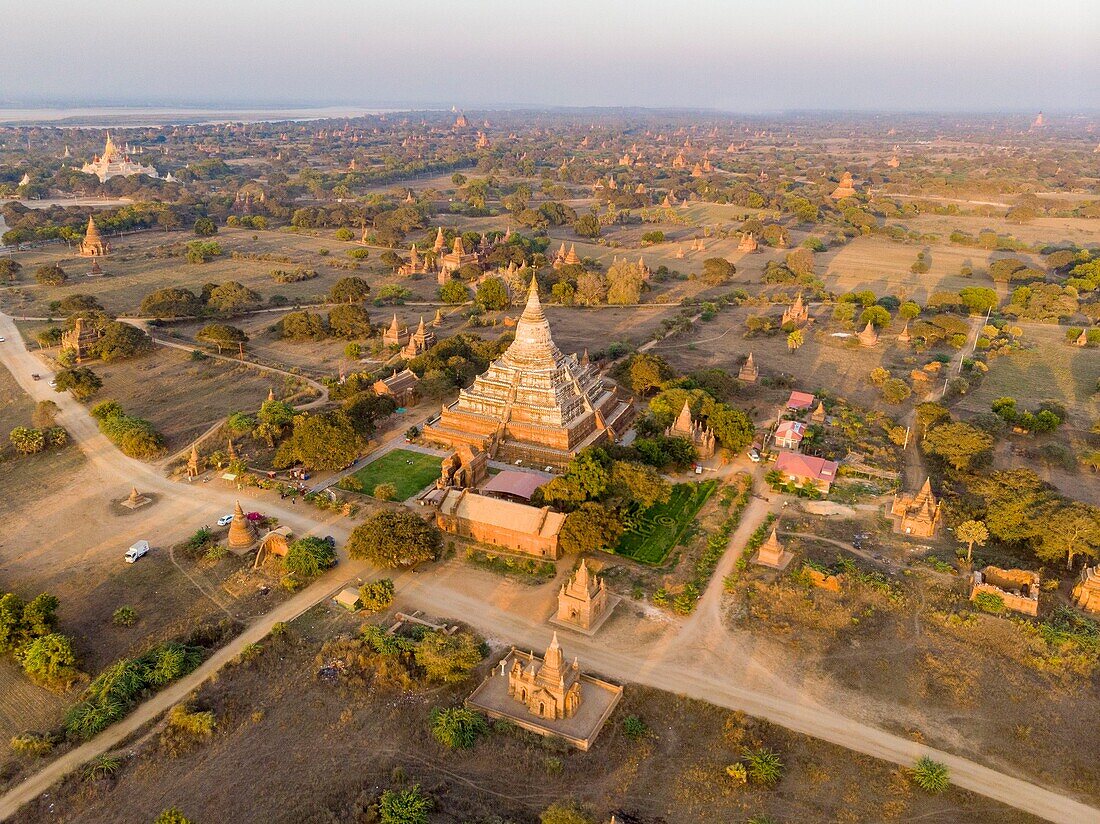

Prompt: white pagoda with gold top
[{"left": 81, "top": 133, "right": 158, "bottom": 183}]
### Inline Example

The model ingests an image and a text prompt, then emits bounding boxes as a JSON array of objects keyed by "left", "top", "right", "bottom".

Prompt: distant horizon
[{"left": 1, "top": 0, "right": 1096, "bottom": 113}]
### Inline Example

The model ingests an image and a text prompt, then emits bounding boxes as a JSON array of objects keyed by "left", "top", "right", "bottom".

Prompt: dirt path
[{"left": 1, "top": 310, "right": 1098, "bottom": 824}]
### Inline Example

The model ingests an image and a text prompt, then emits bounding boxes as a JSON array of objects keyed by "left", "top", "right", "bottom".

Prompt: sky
[{"left": 1, "top": 0, "right": 1097, "bottom": 112}]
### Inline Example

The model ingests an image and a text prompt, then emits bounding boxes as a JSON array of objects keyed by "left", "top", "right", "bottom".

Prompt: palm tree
[
  {"left": 956, "top": 519, "right": 989, "bottom": 564},
  {"left": 787, "top": 329, "right": 804, "bottom": 352}
]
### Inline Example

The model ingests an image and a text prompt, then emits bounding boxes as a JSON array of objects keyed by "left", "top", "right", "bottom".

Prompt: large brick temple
[{"left": 423, "top": 277, "right": 634, "bottom": 469}]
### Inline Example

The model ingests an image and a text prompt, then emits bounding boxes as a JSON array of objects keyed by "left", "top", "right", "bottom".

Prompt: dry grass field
[
  {"left": 725, "top": 522, "right": 1100, "bottom": 806},
  {"left": 0, "top": 355, "right": 86, "bottom": 519},
  {"left": 88, "top": 348, "right": 305, "bottom": 452},
  {"left": 0, "top": 227, "right": 438, "bottom": 318},
  {"left": 0, "top": 661, "right": 69, "bottom": 782},
  {"left": 886, "top": 214, "right": 1100, "bottom": 249},
  {"left": 12, "top": 606, "right": 1039, "bottom": 824},
  {"left": 651, "top": 305, "right": 923, "bottom": 412},
  {"left": 958, "top": 324, "right": 1100, "bottom": 423}
]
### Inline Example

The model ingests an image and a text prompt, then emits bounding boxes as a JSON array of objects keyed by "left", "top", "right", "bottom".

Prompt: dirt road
[{"left": 0, "top": 312, "right": 1098, "bottom": 824}]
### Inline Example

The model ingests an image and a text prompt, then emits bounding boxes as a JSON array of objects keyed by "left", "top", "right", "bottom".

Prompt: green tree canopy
[{"left": 346, "top": 510, "right": 441, "bottom": 568}]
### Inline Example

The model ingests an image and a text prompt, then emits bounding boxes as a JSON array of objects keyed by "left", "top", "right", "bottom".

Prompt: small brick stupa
[
  {"left": 753, "top": 526, "right": 794, "bottom": 570},
  {"left": 79, "top": 216, "right": 110, "bottom": 257},
  {"left": 227, "top": 500, "right": 258, "bottom": 550}
]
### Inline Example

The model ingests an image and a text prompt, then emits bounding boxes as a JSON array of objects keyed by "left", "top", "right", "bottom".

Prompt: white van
[{"left": 125, "top": 540, "right": 150, "bottom": 563}]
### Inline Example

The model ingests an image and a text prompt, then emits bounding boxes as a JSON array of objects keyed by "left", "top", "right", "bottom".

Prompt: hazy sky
[{"left": 1, "top": 0, "right": 1097, "bottom": 111}]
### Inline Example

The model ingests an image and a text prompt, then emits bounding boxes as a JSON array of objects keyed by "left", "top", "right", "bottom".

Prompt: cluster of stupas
[{"left": 552, "top": 243, "right": 582, "bottom": 269}]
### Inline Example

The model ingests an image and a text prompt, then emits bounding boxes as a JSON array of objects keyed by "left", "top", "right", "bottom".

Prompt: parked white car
[
  {"left": 217, "top": 514, "right": 234, "bottom": 526},
  {"left": 124, "top": 540, "right": 150, "bottom": 563}
]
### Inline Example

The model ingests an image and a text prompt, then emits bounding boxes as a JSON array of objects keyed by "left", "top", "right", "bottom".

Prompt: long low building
[{"left": 435, "top": 487, "right": 565, "bottom": 559}]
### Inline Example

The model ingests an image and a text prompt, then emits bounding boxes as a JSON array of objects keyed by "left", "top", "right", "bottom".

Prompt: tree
[
  {"left": 701, "top": 257, "right": 735, "bottom": 285},
  {"left": 196, "top": 323, "right": 247, "bottom": 354},
  {"left": 786, "top": 329, "right": 804, "bottom": 352},
  {"left": 0, "top": 258, "right": 21, "bottom": 283},
  {"left": 276, "top": 411, "right": 362, "bottom": 471},
  {"left": 899, "top": 300, "right": 921, "bottom": 320},
  {"left": 378, "top": 785, "right": 432, "bottom": 824},
  {"left": 627, "top": 354, "right": 672, "bottom": 395},
  {"left": 956, "top": 520, "right": 988, "bottom": 564},
  {"left": 279, "top": 311, "right": 329, "bottom": 341},
  {"left": 609, "top": 461, "right": 671, "bottom": 508},
  {"left": 140, "top": 287, "right": 201, "bottom": 318},
  {"left": 911, "top": 757, "right": 950, "bottom": 794},
  {"left": 539, "top": 451, "right": 610, "bottom": 507},
  {"left": 859, "top": 305, "right": 891, "bottom": 328},
  {"left": 330, "top": 276, "right": 371, "bottom": 304},
  {"left": 10, "top": 426, "right": 46, "bottom": 454},
  {"left": 283, "top": 537, "right": 337, "bottom": 578},
  {"left": 21, "top": 633, "right": 76, "bottom": 686},
  {"left": 1035, "top": 500, "right": 1100, "bottom": 568},
  {"left": 414, "top": 630, "right": 482, "bottom": 683},
  {"left": 53, "top": 367, "right": 102, "bottom": 400},
  {"left": 959, "top": 287, "right": 998, "bottom": 315},
  {"left": 559, "top": 502, "right": 623, "bottom": 554},
  {"left": 880, "top": 378, "right": 912, "bottom": 404},
  {"left": 439, "top": 280, "right": 470, "bottom": 304},
  {"left": 606, "top": 259, "right": 646, "bottom": 305},
  {"left": 346, "top": 511, "right": 440, "bottom": 568},
  {"left": 35, "top": 264, "right": 66, "bottom": 286},
  {"left": 922, "top": 421, "right": 993, "bottom": 471},
  {"left": 475, "top": 276, "right": 509, "bottom": 310},
  {"left": 206, "top": 281, "right": 260, "bottom": 314},
  {"left": 193, "top": 216, "right": 217, "bottom": 236},
  {"left": 429, "top": 706, "right": 488, "bottom": 749},
  {"left": 573, "top": 213, "right": 601, "bottom": 238},
  {"left": 359, "top": 578, "right": 395, "bottom": 612},
  {"left": 91, "top": 322, "right": 151, "bottom": 361},
  {"left": 707, "top": 405, "right": 755, "bottom": 451}
]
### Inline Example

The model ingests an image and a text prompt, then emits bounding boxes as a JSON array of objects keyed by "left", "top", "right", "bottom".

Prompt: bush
[
  {"left": 10, "top": 732, "right": 54, "bottom": 758},
  {"left": 540, "top": 802, "right": 595, "bottom": 824},
  {"left": 622, "top": 714, "right": 648, "bottom": 740},
  {"left": 429, "top": 706, "right": 488, "bottom": 749},
  {"left": 373, "top": 482, "right": 397, "bottom": 501},
  {"left": 743, "top": 746, "right": 784, "bottom": 786},
  {"left": 413, "top": 630, "right": 483, "bottom": 684},
  {"left": 283, "top": 537, "right": 337, "bottom": 578},
  {"left": 911, "top": 756, "right": 950, "bottom": 793},
  {"left": 359, "top": 579, "right": 395, "bottom": 613},
  {"left": 378, "top": 785, "right": 432, "bottom": 824},
  {"left": 112, "top": 606, "right": 138, "bottom": 627},
  {"left": 161, "top": 703, "right": 216, "bottom": 754},
  {"left": 153, "top": 808, "right": 194, "bottom": 824}
]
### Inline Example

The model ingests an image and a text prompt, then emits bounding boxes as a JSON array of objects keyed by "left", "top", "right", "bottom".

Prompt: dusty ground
[
  {"left": 10, "top": 605, "right": 1039, "bottom": 824},
  {"left": 723, "top": 529, "right": 1100, "bottom": 805},
  {"left": 81, "top": 347, "right": 308, "bottom": 453},
  {"left": 0, "top": 357, "right": 86, "bottom": 518},
  {"left": 0, "top": 227, "right": 435, "bottom": 318}
]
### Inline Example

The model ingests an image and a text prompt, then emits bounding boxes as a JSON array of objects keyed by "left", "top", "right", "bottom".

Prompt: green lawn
[
  {"left": 340, "top": 449, "right": 441, "bottom": 501},
  {"left": 615, "top": 480, "right": 719, "bottom": 565}
]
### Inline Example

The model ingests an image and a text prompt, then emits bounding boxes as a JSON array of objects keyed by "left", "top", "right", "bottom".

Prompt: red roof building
[
  {"left": 774, "top": 451, "right": 838, "bottom": 492},
  {"left": 786, "top": 391, "right": 816, "bottom": 411}
]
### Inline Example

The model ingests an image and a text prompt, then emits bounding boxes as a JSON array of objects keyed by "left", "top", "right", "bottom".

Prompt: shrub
[
  {"left": 112, "top": 606, "right": 138, "bottom": 627},
  {"left": 622, "top": 714, "right": 648, "bottom": 740},
  {"left": 429, "top": 706, "right": 488, "bottom": 749},
  {"left": 743, "top": 746, "right": 784, "bottom": 786},
  {"left": 10, "top": 732, "right": 54, "bottom": 757},
  {"left": 378, "top": 785, "right": 432, "bottom": 824},
  {"left": 283, "top": 536, "right": 337, "bottom": 578},
  {"left": 161, "top": 703, "right": 216, "bottom": 754},
  {"left": 153, "top": 808, "right": 194, "bottom": 824},
  {"left": 911, "top": 756, "right": 950, "bottom": 793},
  {"left": 359, "top": 579, "right": 395, "bottom": 612},
  {"left": 540, "top": 802, "right": 595, "bottom": 824},
  {"left": 373, "top": 482, "right": 397, "bottom": 501},
  {"left": 413, "top": 630, "right": 483, "bottom": 683}
]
